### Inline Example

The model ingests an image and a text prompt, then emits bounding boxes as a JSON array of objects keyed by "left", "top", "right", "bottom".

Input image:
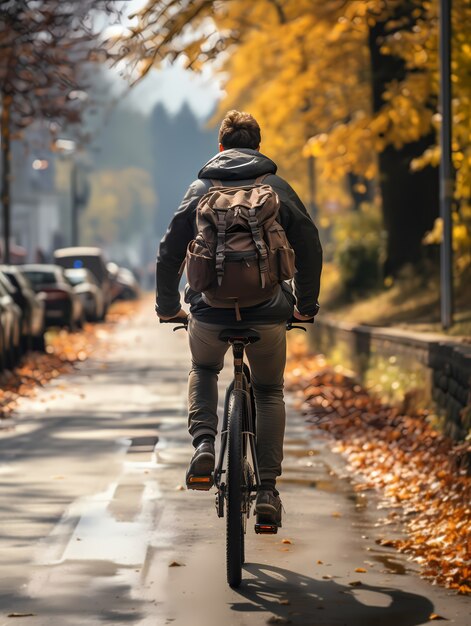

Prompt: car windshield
[
  {"left": 0, "top": 273, "right": 15, "bottom": 294},
  {"left": 6, "top": 271, "right": 31, "bottom": 292},
  {"left": 4, "top": 272, "right": 20, "bottom": 290},
  {"left": 11, "top": 272, "right": 32, "bottom": 291},
  {"left": 23, "top": 271, "right": 58, "bottom": 286},
  {"left": 56, "top": 255, "right": 105, "bottom": 282}
]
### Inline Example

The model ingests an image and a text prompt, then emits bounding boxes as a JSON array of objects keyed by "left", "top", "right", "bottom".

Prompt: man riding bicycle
[{"left": 156, "top": 110, "right": 322, "bottom": 528}]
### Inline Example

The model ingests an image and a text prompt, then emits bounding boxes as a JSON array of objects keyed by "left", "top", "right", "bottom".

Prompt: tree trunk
[
  {"left": 377, "top": 136, "right": 439, "bottom": 276},
  {"left": 369, "top": 8, "right": 439, "bottom": 276},
  {"left": 1, "top": 93, "right": 12, "bottom": 264}
]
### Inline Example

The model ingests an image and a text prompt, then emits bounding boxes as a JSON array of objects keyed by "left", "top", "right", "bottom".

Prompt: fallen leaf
[
  {"left": 278, "top": 599, "right": 290, "bottom": 605},
  {"left": 175, "top": 485, "right": 185, "bottom": 491},
  {"left": 169, "top": 561, "right": 184, "bottom": 567},
  {"left": 7, "top": 614, "right": 36, "bottom": 618},
  {"left": 285, "top": 350, "right": 471, "bottom": 595},
  {"left": 429, "top": 614, "right": 447, "bottom": 621},
  {"left": 317, "top": 559, "right": 324, "bottom": 564},
  {"left": 348, "top": 581, "right": 362, "bottom": 587},
  {"left": 331, "top": 512, "right": 342, "bottom": 518},
  {"left": 322, "top": 575, "right": 332, "bottom": 579},
  {"left": 281, "top": 538, "right": 292, "bottom": 544},
  {"left": 354, "top": 567, "right": 367, "bottom": 573}
]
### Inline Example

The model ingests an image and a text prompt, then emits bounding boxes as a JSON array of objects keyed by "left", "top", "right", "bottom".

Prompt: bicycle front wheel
[{"left": 226, "top": 389, "right": 244, "bottom": 588}]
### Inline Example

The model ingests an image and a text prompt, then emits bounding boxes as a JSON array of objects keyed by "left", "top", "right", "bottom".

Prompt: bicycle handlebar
[
  {"left": 287, "top": 315, "right": 314, "bottom": 325},
  {"left": 159, "top": 316, "right": 189, "bottom": 331},
  {"left": 160, "top": 315, "right": 314, "bottom": 332},
  {"left": 159, "top": 316, "right": 189, "bottom": 324}
]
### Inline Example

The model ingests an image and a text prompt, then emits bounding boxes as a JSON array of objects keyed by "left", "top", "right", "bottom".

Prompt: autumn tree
[
  {"left": 120, "top": 0, "right": 470, "bottom": 277},
  {"left": 0, "top": 0, "right": 119, "bottom": 262}
]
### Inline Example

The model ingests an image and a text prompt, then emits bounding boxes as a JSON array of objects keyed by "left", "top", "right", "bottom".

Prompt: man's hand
[
  {"left": 293, "top": 309, "right": 314, "bottom": 322},
  {"left": 158, "top": 308, "right": 188, "bottom": 322}
]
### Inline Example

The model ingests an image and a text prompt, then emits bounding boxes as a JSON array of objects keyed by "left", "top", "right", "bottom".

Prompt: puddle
[
  {"left": 127, "top": 436, "right": 159, "bottom": 454},
  {"left": 284, "top": 448, "right": 320, "bottom": 458},
  {"left": 347, "top": 492, "right": 369, "bottom": 511},
  {"left": 370, "top": 553, "right": 407, "bottom": 575},
  {"left": 284, "top": 438, "right": 312, "bottom": 446},
  {"left": 37, "top": 480, "right": 160, "bottom": 567},
  {"left": 107, "top": 484, "right": 145, "bottom": 522},
  {"left": 277, "top": 476, "right": 340, "bottom": 493}
]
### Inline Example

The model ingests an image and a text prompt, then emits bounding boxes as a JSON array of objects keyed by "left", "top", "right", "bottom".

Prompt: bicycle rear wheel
[{"left": 226, "top": 389, "right": 244, "bottom": 588}]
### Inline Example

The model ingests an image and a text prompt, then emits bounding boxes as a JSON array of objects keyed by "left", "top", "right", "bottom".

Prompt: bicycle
[{"left": 161, "top": 316, "right": 311, "bottom": 588}]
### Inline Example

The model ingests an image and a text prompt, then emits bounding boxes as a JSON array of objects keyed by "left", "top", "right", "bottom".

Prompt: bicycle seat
[{"left": 218, "top": 328, "right": 261, "bottom": 344}]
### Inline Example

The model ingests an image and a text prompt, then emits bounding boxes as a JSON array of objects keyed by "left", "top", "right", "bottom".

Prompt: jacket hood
[{"left": 198, "top": 148, "right": 277, "bottom": 181}]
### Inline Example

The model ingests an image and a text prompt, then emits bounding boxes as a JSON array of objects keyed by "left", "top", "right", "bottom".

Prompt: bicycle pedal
[
  {"left": 254, "top": 522, "right": 278, "bottom": 534},
  {"left": 186, "top": 474, "right": 214, "bottom": 491}
]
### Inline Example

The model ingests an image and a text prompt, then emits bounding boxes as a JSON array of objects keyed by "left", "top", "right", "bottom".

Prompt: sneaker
[
  {"left": 185, "top": 438, "right": 215, "bottom": 490},
  {"left": 255, "top": 488, "right": 282, "bottom": 527}
]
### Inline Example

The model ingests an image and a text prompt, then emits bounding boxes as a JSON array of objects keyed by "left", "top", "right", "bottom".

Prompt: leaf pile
[
  {"left": 286, "top": 347, "right": 471, "bottom": 595},
  {"left": 0, "top": 299, "right": 140, "bottom": 421}
]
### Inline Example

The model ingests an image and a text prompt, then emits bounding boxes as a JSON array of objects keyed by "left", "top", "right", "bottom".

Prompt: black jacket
[{"left": 156, "top": 148, "right": 322, "bottom": 324}]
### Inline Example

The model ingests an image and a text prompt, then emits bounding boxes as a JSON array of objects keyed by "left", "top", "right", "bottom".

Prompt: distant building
[{"left": 1, "top": 124, "right": 79, "bottom": 262}]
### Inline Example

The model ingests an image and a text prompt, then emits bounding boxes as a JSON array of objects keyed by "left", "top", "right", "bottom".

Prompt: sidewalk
[{"left": 0, "top": 301, "right": 469, "bottom": 625}]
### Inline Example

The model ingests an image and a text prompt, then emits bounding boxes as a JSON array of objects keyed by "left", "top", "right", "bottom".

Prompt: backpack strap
[
  {"left": 254, "top": 174, "right": 269, "bottom": 184},
  {"left": 247, "top": 207, "right": 269, "bottom": 288},
  {"left": 210, "top": 179, "right": 222, "bottom": 187},
  {"left": 215, "top": 210, "right": 227, "bottom": 286}
]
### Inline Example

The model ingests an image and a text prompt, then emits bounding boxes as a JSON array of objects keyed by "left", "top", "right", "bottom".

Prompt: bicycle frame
[
  {"left": 161, "top": 315, "right": 314, "bottom": 585},
  {"left": 214, "top": 339, "right": 261, "bottom": 512}
]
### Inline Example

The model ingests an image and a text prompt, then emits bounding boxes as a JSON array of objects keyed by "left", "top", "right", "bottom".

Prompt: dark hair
[{"left": 218, "top": 110, "right": 261, "bottom": 150}]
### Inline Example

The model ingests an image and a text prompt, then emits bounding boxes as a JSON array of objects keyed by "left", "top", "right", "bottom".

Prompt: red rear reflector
[{"left": 189, "top": 476, "right": 211, "bottom": 483}]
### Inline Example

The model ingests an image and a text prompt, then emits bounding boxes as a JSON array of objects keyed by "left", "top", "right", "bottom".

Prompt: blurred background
[{"left": 0, "top": 0, "right": 470, "bottom": 331}]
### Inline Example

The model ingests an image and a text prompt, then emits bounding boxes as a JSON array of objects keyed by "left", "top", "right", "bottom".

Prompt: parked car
[
  {"left": 106, "top": 262, "right": 123, "bottom": 302},
  {"left": 21, "top": 264, "right": 84, "bottom": 331},
  {"left": 0, "top": 277, "right": 22, "bottom": 369},
  {"left": 114, "top": 267, "right": 141, "bottom": 301},
  {"left": 107, "top": 263, "right": 141, "bottom": 302},
  {"left": 64, "top": 268, "right": 105, "bottom": 322},
  {"left": 0, "top": 265, "right": 46, "bottom": 352},
  {"left": 54, "top": 247, "right": 111, "bottom": 319}
]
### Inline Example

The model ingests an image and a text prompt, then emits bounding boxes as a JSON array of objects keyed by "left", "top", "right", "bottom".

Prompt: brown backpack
[{"left": 186, "top": 175, "right": 295, "bottom": 320}]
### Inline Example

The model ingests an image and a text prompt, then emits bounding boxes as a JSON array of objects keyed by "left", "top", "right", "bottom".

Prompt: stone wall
[{"left": 309, "top": 318, "right": 471, "bottom": 440}]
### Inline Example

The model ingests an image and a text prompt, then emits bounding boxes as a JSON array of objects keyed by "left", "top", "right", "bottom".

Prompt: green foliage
[
  {"left": 337, "top": 241, "right": 382, "bottom": 295},
  {"left": 333, "top": 204, "right": 385, "bottom": 296}
]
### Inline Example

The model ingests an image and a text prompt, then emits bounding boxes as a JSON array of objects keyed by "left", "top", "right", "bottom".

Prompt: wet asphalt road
[{"left": 0, "top": 303, "right": 469, "bottom": 626}]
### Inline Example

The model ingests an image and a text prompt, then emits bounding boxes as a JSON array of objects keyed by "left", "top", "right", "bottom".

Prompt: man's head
[{"left": 218, "top": 110, "right": 261, "bottom": 152}]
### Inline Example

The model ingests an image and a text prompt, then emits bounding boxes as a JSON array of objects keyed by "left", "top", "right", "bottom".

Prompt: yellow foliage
[
  {"left": 81, "top": 168, "right": 155, "bottom": 246},
  {"left": 124, "top": 0, "right": 471, "bottom": 269}
]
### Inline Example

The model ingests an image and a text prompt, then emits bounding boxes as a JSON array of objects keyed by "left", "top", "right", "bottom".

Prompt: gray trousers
[{"left": 187, "top": 317, "right": 287, "bottom": 482}]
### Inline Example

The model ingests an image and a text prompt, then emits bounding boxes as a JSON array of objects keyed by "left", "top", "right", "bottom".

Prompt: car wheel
[
  {"left": 6, "top": 345, "right": 15, "bottom": 370},
  {"left": 67, "top": 310, "right": 76, "bottom": 332},
  {"left": 77, "top": 313, "right": 85, "bottom": 330},
  {"left": 32, "top": 333, "right": 46, "bottom": 352},
  {"left": 14, "top": 341, "right": 22, "bottom": 366}
]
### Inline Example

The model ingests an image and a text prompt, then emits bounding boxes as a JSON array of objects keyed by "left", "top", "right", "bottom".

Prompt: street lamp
[
  {"left": 55, "top": 139, "right": 89, "bottom": 247},
  {"left": 439, "top": 0, "right": 454, "bottom": 329}
]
